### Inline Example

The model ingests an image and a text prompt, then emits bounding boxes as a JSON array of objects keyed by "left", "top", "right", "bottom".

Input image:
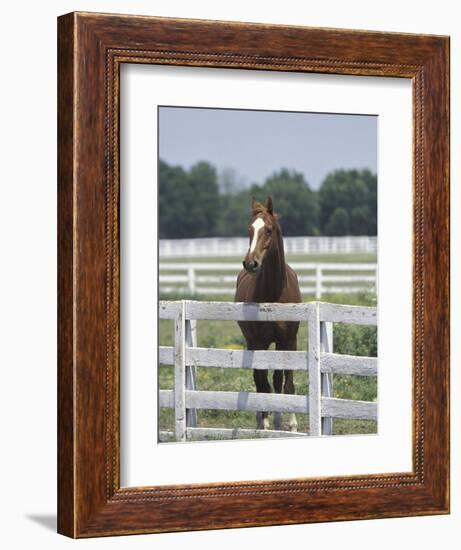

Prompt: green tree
[
  {"left": 187, "top": 161, "right": 220, "bottom": 237},
  {"left": 159, "top": 161, "right": 377, "bottom": 239},
  {"left": 215, "top": 187, "right": 254, "bottom": 237},
  {"left": 319, "top": 169, "right": 377, "bottom": 235},
  {"left": 325, "top": 207, "right": 350, "bottom": 236},
  {"left": 259, "top": 169, "right": 319, "bottom": 236},
  {"left": 218, "top": 166, "right": 247, "bottom": 194},
  {"left": 158, "top": 160, "right": 189, "bottom": 238},
  {"left": 350, "top": 206, "right": 372, "bottom": 235},
  {"left": 362, "top": 169, "right": 377, "bottom": 234},
  {"left": 158, "top": 160, "right": 220, "bottom": 238}
]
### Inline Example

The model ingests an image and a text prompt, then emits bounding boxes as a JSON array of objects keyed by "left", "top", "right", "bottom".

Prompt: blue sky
[{"left": 159, "top": 106, "right": 377, "bottom": 190}]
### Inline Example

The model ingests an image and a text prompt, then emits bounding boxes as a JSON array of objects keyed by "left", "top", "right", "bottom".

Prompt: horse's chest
[{"left": 238, "top": 320, "right": 298, "bottom": 347}]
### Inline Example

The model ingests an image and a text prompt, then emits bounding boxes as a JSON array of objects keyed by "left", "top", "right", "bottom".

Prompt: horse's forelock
[
  {"left": 250, "top": 211, "right": 281, "bottom": 234},
  {"left": 252, "top": 205, "right": 266, "bottom": 217}
]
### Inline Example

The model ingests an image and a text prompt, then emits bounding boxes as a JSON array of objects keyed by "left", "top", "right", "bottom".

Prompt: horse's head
[{"left": 243, "top": 197, "right": 279, "bottom": 274}]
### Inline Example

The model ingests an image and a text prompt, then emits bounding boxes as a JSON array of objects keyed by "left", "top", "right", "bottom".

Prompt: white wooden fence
[
  {"left": 160, "top": 236, "right": 377, "bottom": 258},
  {"left": 160, "top": 262, "right": 377, "bottom": 299},
  {"left": 158, "top": 300, "right": 377, "bottom": 442}
]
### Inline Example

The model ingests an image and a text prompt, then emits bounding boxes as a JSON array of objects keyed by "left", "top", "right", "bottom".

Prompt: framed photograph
[{"left": 58, "top": 12, "right": 450, "bottom": 537}]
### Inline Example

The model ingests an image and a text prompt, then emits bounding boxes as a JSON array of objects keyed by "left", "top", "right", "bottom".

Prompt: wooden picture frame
[{"left": 57, "top": 12, "right": 450, "bottom": 538}]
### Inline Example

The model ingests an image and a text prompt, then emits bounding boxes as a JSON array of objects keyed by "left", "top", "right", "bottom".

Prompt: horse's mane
[
  {"left": 251, "top": 200, "right": 287, "bottom": 292},
  {"left": 272, "top": 213, "right": 287, "bottom": 286}
]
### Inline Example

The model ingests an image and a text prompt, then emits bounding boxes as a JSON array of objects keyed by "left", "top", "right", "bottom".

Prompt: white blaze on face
[{"left": 249, "top": 217, "right": 265, "bottom": 253}]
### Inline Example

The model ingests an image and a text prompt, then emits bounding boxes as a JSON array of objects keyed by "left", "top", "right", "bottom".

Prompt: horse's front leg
[
  {"left": 277, "top": 338, "right": 298, "bottom": 432},
  {"left": 284, "top": 369, "right": 298, "bottom": 432},
  {"left": 253, "top": 369, "right": 271, "bottom": 430}
]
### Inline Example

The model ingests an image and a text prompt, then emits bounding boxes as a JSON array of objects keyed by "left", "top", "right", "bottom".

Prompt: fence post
[
  {"left": 188, "top": 267, "right": 196, "bottom": 295},
  {"left": 174, "top": 301, "right": 186, "bottom": 441},
  {"left": 308, "top": 302, "right": 321, "bottom": 436},
  {"left": 315, "top": 265, "right": 322, "bottom": 300},
  {"left": 185, "top": 319, "right": 197, "bottom": 428},
  {"left": 320, "top": 321, "right": 334, "bottom": 435}
]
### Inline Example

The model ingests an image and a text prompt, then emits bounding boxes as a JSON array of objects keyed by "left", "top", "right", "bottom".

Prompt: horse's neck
[{"left": 254, "top": 231, "right": 286, "bottom": 302}]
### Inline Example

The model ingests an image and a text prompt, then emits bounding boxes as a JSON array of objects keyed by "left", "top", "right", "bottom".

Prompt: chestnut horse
[{"left": 235, "top": 197, "right": 302, "bottom": 431}]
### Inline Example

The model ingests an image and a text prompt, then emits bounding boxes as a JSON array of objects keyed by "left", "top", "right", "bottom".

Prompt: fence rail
[
  {"left": 159, "top": 300, "right": 377, "bottom": 442},
  {"left": 160, "top": 262, "right": 377, "bottom": 299},
  {"left": 160, "top": 236, "right": 377, "bottom": 258}
]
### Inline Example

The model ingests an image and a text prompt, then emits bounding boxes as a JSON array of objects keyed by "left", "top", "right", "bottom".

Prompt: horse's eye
[{"left": 266, "top": 228, "right": 272, "bottom": 236}]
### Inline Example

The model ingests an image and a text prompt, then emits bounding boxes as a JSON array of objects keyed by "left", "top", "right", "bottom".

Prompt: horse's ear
[
  {"left": 266, "top": 196, "right": 273, "bottom": 215},
  {"left": 251, "top": 197, "right": 264, "bottom": 215}
]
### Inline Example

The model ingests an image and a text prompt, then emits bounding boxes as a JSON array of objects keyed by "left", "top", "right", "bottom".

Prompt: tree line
[{"left": 159, "top": 159, "right": 377, "bottom": 239}]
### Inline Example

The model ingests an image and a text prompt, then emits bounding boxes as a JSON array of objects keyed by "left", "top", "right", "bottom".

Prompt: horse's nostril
[{"left": 244, "top": 259, "right": 258, "bottom": 272}]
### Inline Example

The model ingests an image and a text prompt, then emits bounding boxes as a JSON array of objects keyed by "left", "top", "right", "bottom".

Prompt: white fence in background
[
  {"left": 160, "top": 262, "right": 377, "bottom": 299},
  {"left": 158, "top": 300, "right": 378, "bottom": 442},
  {"left": 160, "top": 236, "right": 377, "bottom": 258}
]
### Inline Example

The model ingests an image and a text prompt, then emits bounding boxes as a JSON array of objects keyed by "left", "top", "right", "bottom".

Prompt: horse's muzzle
[{"left": 243, "top": 259, "right": 259, "bottom": 273}]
